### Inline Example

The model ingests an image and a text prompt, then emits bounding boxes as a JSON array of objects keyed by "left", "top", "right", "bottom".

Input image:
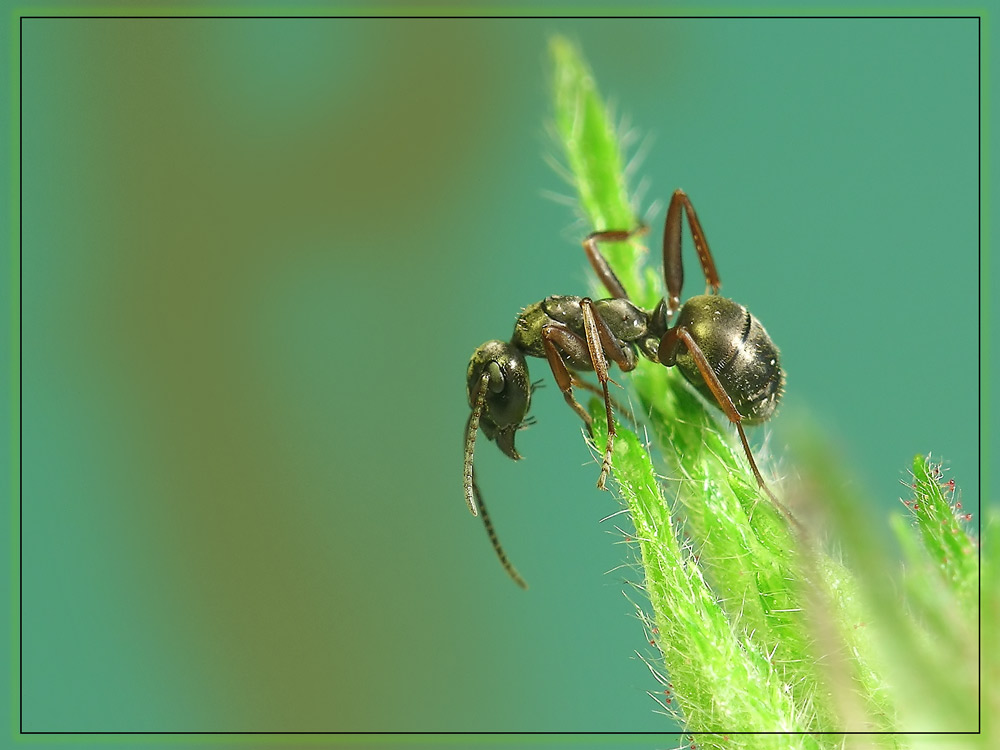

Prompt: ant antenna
[
  {"left": 463, "top": 371, "right": 529, "bottom": 588},
  {"left": 472, "top": 471, "right": 528, "bottom": 589},
  {"left": 463, "top": 372, "right": 489, "bottom": 516}
]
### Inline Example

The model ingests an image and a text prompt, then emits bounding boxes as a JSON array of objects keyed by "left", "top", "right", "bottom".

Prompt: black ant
[{"left": 464, "top": 190, "right": 785, "bottom": 587}]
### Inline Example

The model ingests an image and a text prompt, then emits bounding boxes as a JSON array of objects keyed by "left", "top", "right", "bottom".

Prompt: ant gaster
[{"left": 464, "top": 190, "right": 785, "bottom": 588}]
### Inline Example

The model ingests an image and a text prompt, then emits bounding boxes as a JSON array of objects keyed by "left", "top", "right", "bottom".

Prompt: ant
[{"left": 464, "top": 189, "right": 785, "bottom": 588}]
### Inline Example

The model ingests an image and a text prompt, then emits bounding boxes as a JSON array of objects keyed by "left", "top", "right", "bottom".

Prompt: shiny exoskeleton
[{"left": 464, "top": 190, "right": 784, "bottom": 587}]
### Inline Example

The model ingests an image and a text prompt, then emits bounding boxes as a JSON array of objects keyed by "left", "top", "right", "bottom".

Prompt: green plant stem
[
  {"left": 589, "top": 407, "right": 819, "bottom": 743},
  {"left": 549, "top": 34, "right": 983, "bottom": 745}
]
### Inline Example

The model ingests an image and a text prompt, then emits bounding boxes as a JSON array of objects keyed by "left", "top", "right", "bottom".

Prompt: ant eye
[{"left": 487, "top": 361, "right": 505, "bottom": 393}]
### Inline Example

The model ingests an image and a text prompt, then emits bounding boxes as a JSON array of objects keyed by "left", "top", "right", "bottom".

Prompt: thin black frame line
[
  {"left": 16, "top": 12, "right": 984, "bottom": 736},
  {"left": 11, "top": 729, "right": 981, "bottom": 737},
  {"left": 976, "top": 12, "right": 983, "bottom": 737},
  {"left": 14, "top": 15, "right": 986, "bottom": 20}
]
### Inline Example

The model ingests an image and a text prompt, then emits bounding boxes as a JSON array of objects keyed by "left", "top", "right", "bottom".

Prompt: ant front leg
[
  {"left": 663, "top": 189, "right": 721, "bottom": 315},
  {"left": 569, "top": 374, "right": 637, "bottom": 428},
  {"left": 540, "top": 324, "right": 594, "bottom": 429},
  {"left": 580, "top": 299, "right": 636, "bottom": 491},
  {"left": 541, "top": 306, "right": 634, "bottom": 491}
]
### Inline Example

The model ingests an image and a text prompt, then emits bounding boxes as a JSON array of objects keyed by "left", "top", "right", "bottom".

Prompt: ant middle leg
[{"left": 582, "top": 225, "right": 648, "bottom": 300}]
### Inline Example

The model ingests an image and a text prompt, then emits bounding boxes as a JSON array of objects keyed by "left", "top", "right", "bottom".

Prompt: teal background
[{"left": 6, "top": 10, "right": 984, "bottom": 742}]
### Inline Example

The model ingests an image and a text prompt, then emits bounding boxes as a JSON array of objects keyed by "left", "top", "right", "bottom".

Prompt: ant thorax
[{"left": 512, "top": 295, "right": 650, "bottom": 364}]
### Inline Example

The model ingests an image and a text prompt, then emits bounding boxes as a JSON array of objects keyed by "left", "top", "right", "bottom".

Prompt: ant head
[
  {"left": 463, "top": 340, "right": 532, "bottom": 588},
  {"left": 466, "top": 340, "right": 531, "bottom": 460}
]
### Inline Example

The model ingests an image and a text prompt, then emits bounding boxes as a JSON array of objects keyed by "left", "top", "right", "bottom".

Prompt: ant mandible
[{"left": 464, "top": 189, "right": 785, "bottom": 588}]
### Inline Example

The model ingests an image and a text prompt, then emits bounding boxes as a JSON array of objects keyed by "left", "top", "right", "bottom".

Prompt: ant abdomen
[{"left": 668, "top": 295, "right": 784, "bottom": 425}]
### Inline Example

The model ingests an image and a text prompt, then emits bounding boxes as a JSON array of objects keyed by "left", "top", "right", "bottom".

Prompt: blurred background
[{"left": 13, "top": 15, "right": 978, "bottom": 737}]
